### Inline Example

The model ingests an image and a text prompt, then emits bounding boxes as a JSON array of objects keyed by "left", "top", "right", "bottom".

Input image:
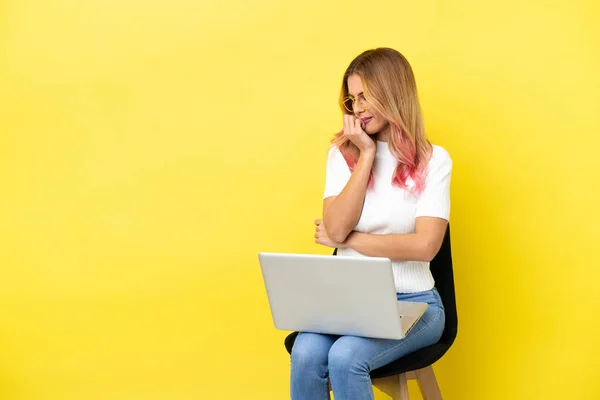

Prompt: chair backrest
[
  {"left": 333, "top": 225, "right": 457, "bottom": 345},
  {"left": 429, "top": 225, "right": 458, "bottom": 345}
]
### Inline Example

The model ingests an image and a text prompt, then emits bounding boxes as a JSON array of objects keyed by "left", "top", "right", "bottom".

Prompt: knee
[
  {"left": 291, "top": 334, "right": 329, "bottom": 371},
  {"left": 328, "top": 341, "right": 367, "bottom": 376}
]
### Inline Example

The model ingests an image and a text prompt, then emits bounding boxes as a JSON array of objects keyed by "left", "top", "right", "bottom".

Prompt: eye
[{"left": 343, "top": 96, "right": 355, "bottom": 113}]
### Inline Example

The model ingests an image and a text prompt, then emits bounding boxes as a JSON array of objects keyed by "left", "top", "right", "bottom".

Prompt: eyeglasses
[{"left": 343, "top": 94, "right": 370, "bottom": 113}]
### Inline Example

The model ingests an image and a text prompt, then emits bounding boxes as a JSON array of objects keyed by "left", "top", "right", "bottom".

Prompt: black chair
[{"left": 284, "top": 225, "right": 457, "bottom": 399}]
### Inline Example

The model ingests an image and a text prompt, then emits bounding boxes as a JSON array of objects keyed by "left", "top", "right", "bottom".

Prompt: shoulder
[
  {"left": 429, "top": 144, "right": 452, "bottom": 168},
  {"left": 430, "top": 144, "right": 451, "bottom": 162},
  {"left": 327, "top": 144, "right": 345, "bottom": 163},
  {"left": 423, "top": 145, "right": 452, "bottom": 180},
  {"left": 327, "top": 144, "right": 339, "bottom": 156}
]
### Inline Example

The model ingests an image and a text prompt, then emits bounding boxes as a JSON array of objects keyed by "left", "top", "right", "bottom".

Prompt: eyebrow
[{"left": 347, "top": 91, "right": 364, "bottom": 98}]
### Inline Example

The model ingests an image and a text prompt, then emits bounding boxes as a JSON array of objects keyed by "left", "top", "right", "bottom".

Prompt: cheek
[
  {"left": 373, "top": 115, "right": 388, "bottom": 131},
  {"left": 363, "top": 111, "right": 388, "bottom": 133},
  {"left": 371, "top": 111, "right": 384, "bottom": 124}
]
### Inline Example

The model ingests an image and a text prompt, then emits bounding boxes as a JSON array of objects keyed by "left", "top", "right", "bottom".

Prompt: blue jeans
[{"left": 290, "top": 288, "right": 445, "bottom": 400}]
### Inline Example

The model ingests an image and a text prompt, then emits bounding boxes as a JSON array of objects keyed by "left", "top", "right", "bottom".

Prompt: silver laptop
[{"left": 258, "top": 252, "right": 428, "bottom": 340}]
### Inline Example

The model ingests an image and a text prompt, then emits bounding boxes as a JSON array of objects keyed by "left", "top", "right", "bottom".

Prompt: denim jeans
[{"left": 290, "top": 288, "right": 445, "bottom": 400}]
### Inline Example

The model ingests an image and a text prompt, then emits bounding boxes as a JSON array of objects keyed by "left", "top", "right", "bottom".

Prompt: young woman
[{"left": 290, "top": 47, "right": 452, "bottom": 400}]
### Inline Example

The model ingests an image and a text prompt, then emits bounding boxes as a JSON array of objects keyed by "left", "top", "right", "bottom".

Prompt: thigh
[{"left": 329, "top": 290, "right": 445, "bottom": 372}]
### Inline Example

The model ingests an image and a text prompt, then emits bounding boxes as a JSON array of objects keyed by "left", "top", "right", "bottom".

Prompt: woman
[{"left": 290, "top": 48, "right": 452, "bottom": 400}]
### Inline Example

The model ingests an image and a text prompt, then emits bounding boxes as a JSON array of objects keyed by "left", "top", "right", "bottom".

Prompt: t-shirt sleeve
[
  {"left": 323, "top": 145, "right": 352, "bottom": 199},
  {"left": 415, "top": 148, "right": 453, "bottom": 220}
]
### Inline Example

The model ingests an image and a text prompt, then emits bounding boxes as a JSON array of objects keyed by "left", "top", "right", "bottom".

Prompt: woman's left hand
[{"left": 314, "top": 219, "right": 345, "bottom": 248}]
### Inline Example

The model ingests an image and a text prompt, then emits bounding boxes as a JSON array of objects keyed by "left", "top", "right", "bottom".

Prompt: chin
[
  {"left": 365, "top": 126, "right": 381, "bottom": 135},
  {"left": 364, "top": 125, "right": 378, "bottom": 135}
]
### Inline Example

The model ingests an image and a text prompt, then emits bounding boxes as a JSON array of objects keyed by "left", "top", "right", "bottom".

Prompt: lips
[{"left": 360, "top": 117, "right": 373, "bottom": 125}]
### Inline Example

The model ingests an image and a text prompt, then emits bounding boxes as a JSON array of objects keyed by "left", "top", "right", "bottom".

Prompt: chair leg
[
  {"left": 372, "top": 374, "right": 410, "bottom": 400},
  {"left": 415, "top": 366, "right": 443, "bottom": 400},
  {"left": 398, "top": 373, "right": 409, "bottom": 400}
]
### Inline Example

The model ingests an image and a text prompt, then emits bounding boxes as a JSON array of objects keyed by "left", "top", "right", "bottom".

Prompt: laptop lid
[{"left": 258, "top": 252, "right": 411, "bottom": 340}]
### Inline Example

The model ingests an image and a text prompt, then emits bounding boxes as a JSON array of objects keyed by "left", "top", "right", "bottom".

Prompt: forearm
[
  {"left": 343, "top": 232, "right": 435, "bottom": 262},
  {"left": 323, "top": 152, "right": 375, "bottom": 243}
]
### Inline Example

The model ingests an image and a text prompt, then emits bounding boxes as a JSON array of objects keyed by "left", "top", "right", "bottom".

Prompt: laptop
[{"left": 258, "top": 252, "right": 428, "bottom": 340}]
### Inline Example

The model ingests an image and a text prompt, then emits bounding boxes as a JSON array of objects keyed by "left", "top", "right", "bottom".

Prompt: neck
[{"left": 374, "top": 128, "right": 390, "bottom": 142}]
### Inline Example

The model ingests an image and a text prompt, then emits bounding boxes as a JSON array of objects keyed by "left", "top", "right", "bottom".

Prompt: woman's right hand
[{"left": 343, "top": 114, "right": 376, "bottom": 155}]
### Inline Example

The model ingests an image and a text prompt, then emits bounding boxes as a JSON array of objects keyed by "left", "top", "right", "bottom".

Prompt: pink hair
[{"left": 332, "top": 48, "right": 431, "bottom": 196}]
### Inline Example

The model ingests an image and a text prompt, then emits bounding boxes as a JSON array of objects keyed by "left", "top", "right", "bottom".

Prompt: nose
[{"left": 353, "top": 103, "right": 366, "bottom": 115}]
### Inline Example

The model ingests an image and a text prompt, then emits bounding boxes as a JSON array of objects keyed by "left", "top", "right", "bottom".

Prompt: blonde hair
[{"left": 332, "top": 47, "right": 432, "bottom": 194}]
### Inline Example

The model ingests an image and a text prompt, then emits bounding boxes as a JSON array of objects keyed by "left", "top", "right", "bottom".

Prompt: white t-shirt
[{"left": 323, "top": 140, "right": 452, "bottom": 293}]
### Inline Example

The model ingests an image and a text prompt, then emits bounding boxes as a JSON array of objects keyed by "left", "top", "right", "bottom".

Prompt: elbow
[
  {"left": 422, "top": 240, "right": 441, "bottom": 263},
  {"left": 323, "top": 216, "right": 352, "bottom": 244},
  {"left": 329, "top": 229, "right": 350, "bottom": 244},
  {"left": 422, "top": 252, "right": 435, "bottom": 263},
  {"left": 326, "top": 225, "right": 351, "bottom": 244}
]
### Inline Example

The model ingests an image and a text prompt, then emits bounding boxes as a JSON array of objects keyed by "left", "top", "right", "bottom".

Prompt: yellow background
[{"left": 1, "top": 0, "right": 599, "bottom": 399}]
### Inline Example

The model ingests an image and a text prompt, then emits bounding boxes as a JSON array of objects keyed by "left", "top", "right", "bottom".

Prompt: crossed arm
[
  {"left": 315, "top": 216, "right": 447, "bottom": 263},
  {"left": 317, "top": 151, "right": 447, "bottom": 262}
]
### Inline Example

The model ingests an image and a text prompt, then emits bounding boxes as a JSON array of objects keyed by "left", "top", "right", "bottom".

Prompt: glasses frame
[{"left": 342, "top": 94, "right": 370, "bottom": 114}]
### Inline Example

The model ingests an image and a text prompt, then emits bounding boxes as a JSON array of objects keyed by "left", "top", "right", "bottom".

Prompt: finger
[
  {"left": 353, "top": 117, "right": 363, "bottom": 135},
  {"left": 345, "top": 114, "right": 352, "bottom": 133},
  {"left": 354, "top": 118, "right": 363, "bottom": 133},
  {"left": 343, "top": 115, "right": 349, "bottom": 136},
  {"left": 315, "top": 219, "right": 322, "bottom": 224},
  {"left": 348, "top": 114, "right": 355, "bottom": 130}
]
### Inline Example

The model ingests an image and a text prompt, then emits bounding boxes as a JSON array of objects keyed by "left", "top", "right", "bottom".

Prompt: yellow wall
[{"left": 1, "top": 1, "right": 599, "bottom": 399}]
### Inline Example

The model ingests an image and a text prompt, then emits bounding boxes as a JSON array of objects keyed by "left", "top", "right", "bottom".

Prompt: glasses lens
[
  {"left": 358, "top": 95, "right": 369, "bottom": 110},
  {"left": 343, "top": 97, "right": 354, "bottom": 113}
]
